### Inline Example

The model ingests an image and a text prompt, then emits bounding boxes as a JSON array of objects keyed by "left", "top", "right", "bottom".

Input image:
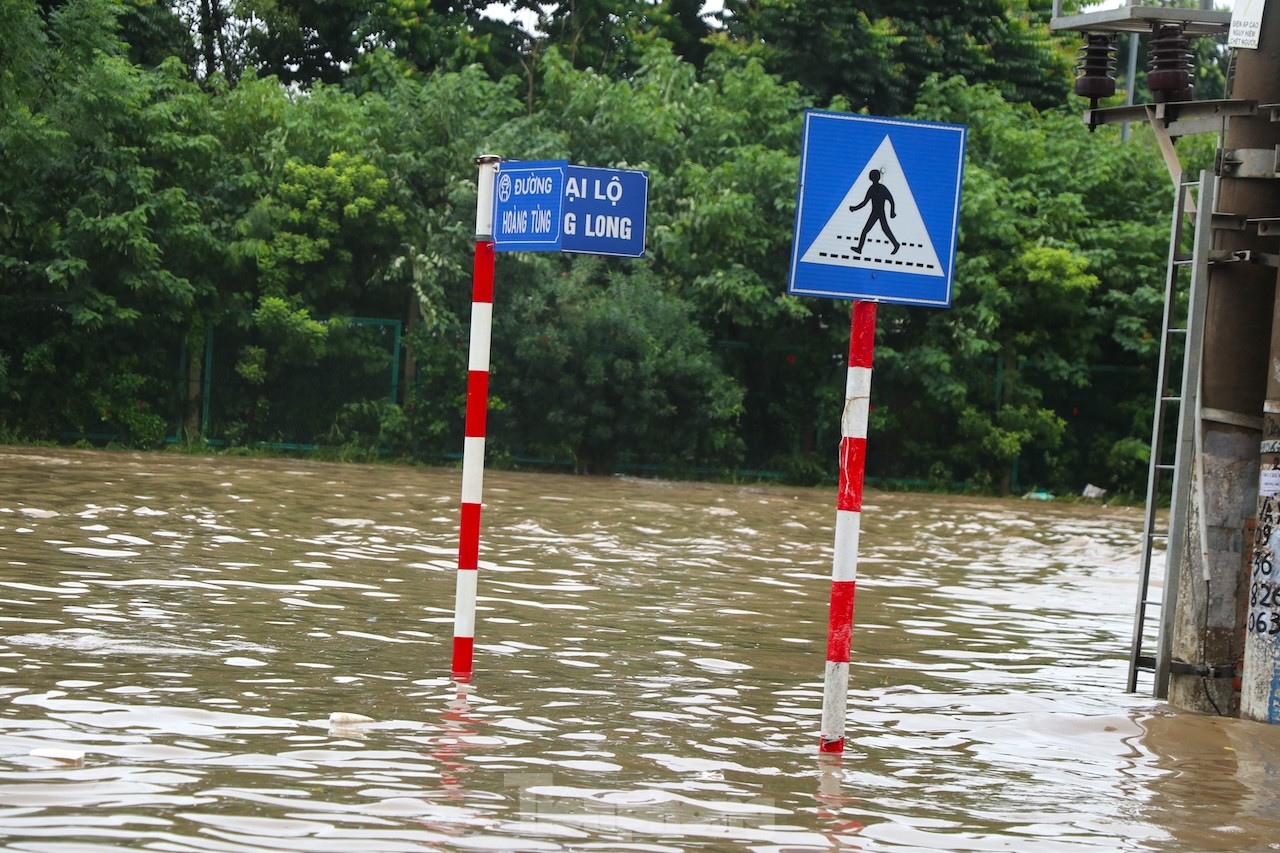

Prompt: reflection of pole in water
[
  {"left": 816, "top": 755, "right": 865, "bottom": 837},
  {"left": 418, "top": 682, "right": 489, "bottom": 837},
  {"left": 432, "top": 683, "right": 478, "bottom": 799},
  {"left": 819, "top": 301, "right": 876, "bottom": 754}
]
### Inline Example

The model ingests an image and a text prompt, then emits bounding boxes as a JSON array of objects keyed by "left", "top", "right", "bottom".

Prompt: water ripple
[{"left": 0, "top": 449, "right": 1272, "bottom": 851}]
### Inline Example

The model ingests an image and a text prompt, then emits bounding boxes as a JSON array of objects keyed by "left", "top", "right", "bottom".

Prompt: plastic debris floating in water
[
  {"left": 328, "top": 712, "right": 375, "bottom": 724},
  {"left": 29, "top": 748, "right": 85, "bottom": 767}
]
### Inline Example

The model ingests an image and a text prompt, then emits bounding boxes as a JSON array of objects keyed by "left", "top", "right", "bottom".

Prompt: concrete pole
[
  {"left": 1170, "top": 8, "right": 1280, "bottom": 716},
  {"left": 1240, "top": 285, "right": 1280, "bottom": 719}
]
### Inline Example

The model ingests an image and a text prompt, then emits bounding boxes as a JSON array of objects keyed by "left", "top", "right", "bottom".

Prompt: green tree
[
  {"left": 351, "top": 57, "right": 530, "bottom": 456},
  {"left": 869, "top": 76, "right": 1172, "bottom": 494},
  {"left": 0, "top": 0, "right": 1194, "bottom": 489},
  {"left": 366, "top": 0, "right": 527, "bottom": 80},
  {"left": 238, "top": 0, "right": 527, "bottom": 85},
  {"left": 512, "top": 0, "right": 713, "bottom": 77},
  {"left": 115, "top": 0, "right": 197, "bottom": 70},
  {"left": 245, "top": 150, "right": 406, "bottom": 312},
  {"left": 521, "top": 39, "right": 859, "bottom": 471},
  {"left": 223, "top": 295, "right": 328, "bottom": 442},
  {"left": 494, "top": 258, "right": 744, "bottom": 474},
  {"left": 719, "top": 0, "right": 1074, "bottom": 113},
  {"left": 0, "top": 0, "right": 222, "bottom": 444}
]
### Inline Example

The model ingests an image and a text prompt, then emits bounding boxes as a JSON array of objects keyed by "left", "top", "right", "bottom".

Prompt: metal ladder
[{"left": 1127, "top": 170, "right": 1215, "bottom": 696}]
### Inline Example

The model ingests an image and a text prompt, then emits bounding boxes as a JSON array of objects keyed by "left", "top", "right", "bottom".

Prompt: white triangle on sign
[{"left": 801, "top": 135, "right": 943, "bottom": 278}]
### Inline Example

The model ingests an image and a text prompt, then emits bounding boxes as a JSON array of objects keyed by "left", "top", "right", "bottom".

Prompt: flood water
[{"left": 2, "top": 447, "right": 1280, "bottom": 851}]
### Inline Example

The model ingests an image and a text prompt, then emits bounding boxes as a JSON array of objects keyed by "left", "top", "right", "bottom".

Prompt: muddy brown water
[{"left": 2, "top": 446, "right": 1280, "bottom": 851}]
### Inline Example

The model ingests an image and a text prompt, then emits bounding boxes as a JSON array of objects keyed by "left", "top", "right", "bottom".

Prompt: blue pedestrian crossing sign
[{"left": 787, "top": 111, "right": 967, "bottom": 308}]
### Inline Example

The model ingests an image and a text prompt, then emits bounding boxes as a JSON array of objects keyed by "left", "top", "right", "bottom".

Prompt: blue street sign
[
  {"left": 562, "top": 165, "right": 648, "bottom": 258},
  {"left": 493, "top": 160, "right": 566, "bottom": 252},
  {"left": 788, "top": 111, "right": 967, "bottom": 308}
]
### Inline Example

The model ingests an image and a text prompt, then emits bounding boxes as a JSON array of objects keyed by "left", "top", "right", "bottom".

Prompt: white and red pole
[
  {"left": 819, "top": 299, "right": 876, "bottom": 754},
  {"left": 453, "top": 154, "right": 501, "bottom": 681}
]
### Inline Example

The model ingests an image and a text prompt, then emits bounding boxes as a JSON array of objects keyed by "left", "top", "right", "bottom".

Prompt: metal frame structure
[{"left": 1050, "top": 1, "right": 1235, "bottom": 697}]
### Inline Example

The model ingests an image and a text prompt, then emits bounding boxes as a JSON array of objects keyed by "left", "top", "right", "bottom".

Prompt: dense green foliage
[{"left": 0, "top": 0, "right": 1215, "bottom": 495}]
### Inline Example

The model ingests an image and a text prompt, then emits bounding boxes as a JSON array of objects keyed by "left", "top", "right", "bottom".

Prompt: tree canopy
[{"left": 0, "top": 0, "right": 1211, "bottom": 496}]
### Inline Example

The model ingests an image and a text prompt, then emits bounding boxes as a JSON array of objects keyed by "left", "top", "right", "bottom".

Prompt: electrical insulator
[
  {"left": 1075, "top": 33, "right": 1117, "bottom": 111},
  {"left": 1148, "top": 25, "right": 1194, "bottom": 103}
]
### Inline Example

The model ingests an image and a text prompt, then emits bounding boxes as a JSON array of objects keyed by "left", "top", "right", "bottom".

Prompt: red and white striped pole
[
  {"left": 453, "top": 154, "right": 501, "bottom": 681},
  {"left": 819, "top": 299, "right": 876, "bottom": 754}
]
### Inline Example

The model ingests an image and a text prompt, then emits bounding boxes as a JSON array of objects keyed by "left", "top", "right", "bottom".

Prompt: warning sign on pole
[{"left": 1228, "top": 0, "right": 1267, "bottom": 48}]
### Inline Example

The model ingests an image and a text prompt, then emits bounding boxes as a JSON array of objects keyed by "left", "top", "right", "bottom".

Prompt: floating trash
[
  {"left": 328, "top": 712, "right": 375, "bottom": 724},
  {"left": 29, "top": 748, "right": 85, "bottom": 767}
]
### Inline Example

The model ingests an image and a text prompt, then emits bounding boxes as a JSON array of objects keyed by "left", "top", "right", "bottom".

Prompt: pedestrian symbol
[
  {"left": 801, "top": 136, "right": 943, "bottom": 277},
  {"left": 788, "top": 111, "right": 966, "bottom": 307},
  {"left": 849, "top": 168, "right": 899, "bottom": 255}
]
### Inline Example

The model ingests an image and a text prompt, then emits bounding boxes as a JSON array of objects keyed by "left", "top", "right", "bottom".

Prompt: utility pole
[
  {"left": 1170, "top": 4, "right": 1280, "bottom": 715},
  {"left": 1229, "top": 7, "right": 1280, "bottom": 721},
  {"left": 1054, "top": 2, "right": 1280, "bottom": 715}
]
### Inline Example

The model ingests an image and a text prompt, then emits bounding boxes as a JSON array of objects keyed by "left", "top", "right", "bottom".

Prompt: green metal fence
[{"left": 198, "top": 316, "right": 402, "bottom": 450}]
